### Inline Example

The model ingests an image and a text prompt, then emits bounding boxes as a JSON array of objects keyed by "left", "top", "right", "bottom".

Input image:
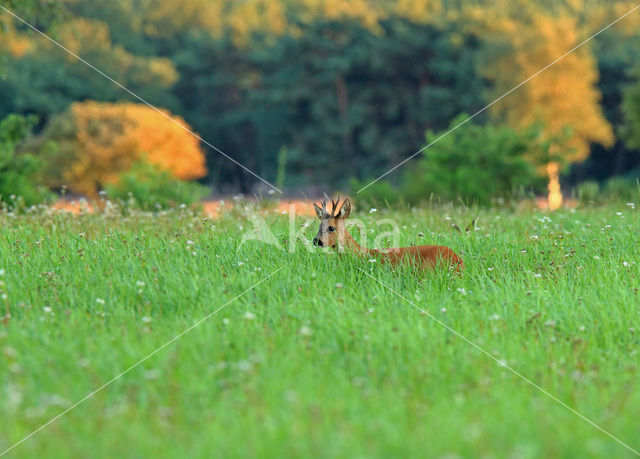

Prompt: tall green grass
[{"left": 0, "top": 201, "right": 638, "bottom": 457}]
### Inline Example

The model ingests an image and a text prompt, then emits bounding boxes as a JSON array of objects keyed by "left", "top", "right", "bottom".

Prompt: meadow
[{"left": 0, "top": 200, "right": 638, "bottom": 458}]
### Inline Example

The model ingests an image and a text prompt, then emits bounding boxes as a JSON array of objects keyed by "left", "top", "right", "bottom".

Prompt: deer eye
[{"left": 328, "top": 226, "right": 335, "bottom": 232}]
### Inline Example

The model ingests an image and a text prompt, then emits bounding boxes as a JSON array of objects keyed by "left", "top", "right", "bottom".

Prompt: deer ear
[
  {"left": 313, "top": 202, "right": 325, "bottom": 219},
  {"left": 337, "top": 199, "right": 351, "bottom": 219}
]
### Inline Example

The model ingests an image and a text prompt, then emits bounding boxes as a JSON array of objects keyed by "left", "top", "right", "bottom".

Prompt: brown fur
[{"left": 313, "top": 195, "right": 464, "bottom": 272}]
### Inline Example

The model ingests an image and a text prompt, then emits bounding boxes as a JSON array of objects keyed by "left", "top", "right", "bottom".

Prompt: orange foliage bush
[{"left": 65, "top": 101, "right": 206, "bottom": 195}]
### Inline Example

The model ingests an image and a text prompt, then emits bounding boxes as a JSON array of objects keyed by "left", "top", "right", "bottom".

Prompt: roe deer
[{"left": 312, "top": 195, "right": 464, "bottom": 272}]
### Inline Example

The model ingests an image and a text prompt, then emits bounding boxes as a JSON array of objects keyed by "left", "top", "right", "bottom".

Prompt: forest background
[{"left": 1, "top": 0, "right": 640, "bottom": 208}]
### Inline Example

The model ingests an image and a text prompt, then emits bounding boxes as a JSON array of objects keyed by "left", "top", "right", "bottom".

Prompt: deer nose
[{"left": 313, "top": 238, "right": 323, "bottom": 247}]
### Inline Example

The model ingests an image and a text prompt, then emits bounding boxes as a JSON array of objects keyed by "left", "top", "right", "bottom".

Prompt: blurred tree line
[{"left": 0, "top": 0, "right": 639, "bottom": 206}]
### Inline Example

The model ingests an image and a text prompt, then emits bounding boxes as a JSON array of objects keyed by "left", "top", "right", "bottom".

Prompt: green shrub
[
  {"left": 354, "top": 115, "right": 542, "bottom": 206},
  {"left": 406, "top": 115, "right": 543, "bottom": 205},
  {"left": 0, "top": 114, "right": 52, "bottom": 207},
  {"left": 574, "top": 176, "right": 639, "bottom": 205},
  {"left": 575, "top": 180, "right": 600, "bottom": 204},
  {"left": 622, "top": 65, "right": 640, "bottom": 151},
  {"left": 350, "top": 178, "right": 402, "bottom": 207},
  {"left": 603, "top": 176, "right": 639, "bottom": 202},
  {"left": 105, "top": 161, "right": 209, "bottom": 210}
]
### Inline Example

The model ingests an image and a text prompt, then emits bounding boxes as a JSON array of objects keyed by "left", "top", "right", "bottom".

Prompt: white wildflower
[
  {"left": 299, "top": 326, "right": 312, "bottom": 336},
  {"left": 145, "top": 369, "right": 160, "bottom": 380},
  {"left": 369, "top": 208, "right": 377, "bottom": 214},
  {"left": 243, "top": 311, "right": 256, "bottom": 320},
  {"left": 96, "top": 298, "right": 105, "bottom": 305}
]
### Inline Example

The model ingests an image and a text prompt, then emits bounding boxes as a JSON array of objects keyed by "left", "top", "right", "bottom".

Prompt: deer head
[{"left": 312, "top": 193, "right": 351, "bottom": 248}]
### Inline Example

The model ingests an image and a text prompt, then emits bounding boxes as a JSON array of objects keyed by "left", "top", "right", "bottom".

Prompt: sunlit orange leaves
[
  {"left": 66, "top": 101, "right": 206, "bottom": 196},
  {"left": 486, "top": 13, "right": 614, "bottom": 163},
  {"left": 483, "top": 12, "right": 615, "bottom": 208}
]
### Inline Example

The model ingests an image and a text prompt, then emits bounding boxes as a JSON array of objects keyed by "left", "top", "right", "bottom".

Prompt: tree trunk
[
  {"left": 547, "top": 161, "right": 562, "bottom": 210},
  {"left": 335, "top": 76, "right": 353, "bottom": 158}
]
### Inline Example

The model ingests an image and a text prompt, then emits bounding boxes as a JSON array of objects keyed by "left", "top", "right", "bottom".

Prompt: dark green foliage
[
  {"left": 575, "top": 176, "right": 639, "bottom": 204},
  {"left": 0, "top": 45, "right": 179, "bottom": 126},
  {"left": 350, "top": 177, "right": 401, "bottom": 207},
  {"left": 0, "top": 114, "right": 51, "bottom": 206},
  {"left": 0, "top": 0, "right": 178, "bottom": 125},
  {"left": 358, "top": 115, "right": 542, "bottom": 206},
  {"left": 172, "top": 35, "right": 270, "bottom": 193},
  {"left": 20, "top": 109, "right": 76, "bottom": 191},
  {"left": 2, "top": 2, "right": 639, "bottom": 193},
  {"left": 0, "top": 0, "right": 63, "bottom": 79},
  {"left": 0, "top": 0, "right": 63, "bottom": 25},
  {"left": 568, "top": 30, "right": 640, "bottom": 184},
  {"left": 601, "top": 176, "right": 639, "bottom": 202},
  {"left": 170, "top": 19, "right": 488, "bottom": 190},
  {"left": 105, "top": 161, "right": 209, "bottom": 210},
  {"left": 574, "top": 180, "right": 600, "bottom": 204},
  {"left": 623, "top": 64, "right": 640, "bottom": 152},
  {"left": 247, "top": 19, "right": 487, "bottom": 189}
]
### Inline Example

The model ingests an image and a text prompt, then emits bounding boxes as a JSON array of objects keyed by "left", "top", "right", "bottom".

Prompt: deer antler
[
  {"left": 317, "top": 193, "right": 343, "bottom": 217},
  {"left": 331, "top": 196, "right": 338, "bottom": 217},
  {"left": 321, "top": 192, "right": 331, "bottom": 218}
]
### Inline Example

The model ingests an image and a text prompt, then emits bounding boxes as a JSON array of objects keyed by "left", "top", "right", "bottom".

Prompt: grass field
[{"left": 0, "top": 200, "right": 639, "bottom": 458}]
